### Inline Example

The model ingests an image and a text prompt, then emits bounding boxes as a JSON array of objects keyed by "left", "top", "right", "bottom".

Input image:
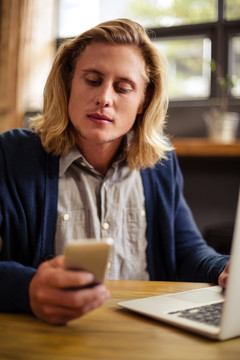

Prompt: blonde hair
[{"left": 30, "top": 18, "right": 173, "bottom": 169}]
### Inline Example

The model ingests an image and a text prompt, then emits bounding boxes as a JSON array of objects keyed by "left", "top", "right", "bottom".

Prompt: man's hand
[
  {"left": 218, "top": 261, "right": 230, "bottom": 289},
  {"left": 29, "top": 255, "right": 110, "bottom": 325}
]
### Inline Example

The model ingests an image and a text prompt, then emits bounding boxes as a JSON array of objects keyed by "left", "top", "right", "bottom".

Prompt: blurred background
[{"left": 0, "top": 0, "right": 240, "bottom": 253}]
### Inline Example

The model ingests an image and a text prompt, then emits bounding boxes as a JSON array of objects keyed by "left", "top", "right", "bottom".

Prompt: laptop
[{"left": 118, "top": 191, "right": 240, "bottom": 340}]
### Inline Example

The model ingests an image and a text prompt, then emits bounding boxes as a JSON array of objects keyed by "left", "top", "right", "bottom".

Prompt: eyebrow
[{"left": 82, "top": 68, "right": 138, "bottom": 88}]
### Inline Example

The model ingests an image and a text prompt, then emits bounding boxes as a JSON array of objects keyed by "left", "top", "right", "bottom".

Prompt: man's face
[{"left": 68, "top": 42, "right": 147, "bottom": 150}]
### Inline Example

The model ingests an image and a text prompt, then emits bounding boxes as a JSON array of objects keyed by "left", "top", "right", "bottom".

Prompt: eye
[
  {"left": 85, "top": 78, "right": 101, "bottom": 86},
  {"left": 115, "top": 86, "right": 129, "bottom": 94},
  {"left": 115, "top": 82, "right": 133, "bottom": 94},
  {"left": 84, "top": 73, "right": 102, "bottom": 87}
]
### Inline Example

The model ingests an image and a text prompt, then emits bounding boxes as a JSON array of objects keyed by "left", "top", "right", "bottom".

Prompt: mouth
[{"left": 87, "top": 113, "right": 113, "bottom": 124}]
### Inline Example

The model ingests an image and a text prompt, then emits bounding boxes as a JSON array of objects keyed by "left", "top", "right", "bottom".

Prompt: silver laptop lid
[{"left": 219, "top": 190, "right": 240, "bottom": 340}]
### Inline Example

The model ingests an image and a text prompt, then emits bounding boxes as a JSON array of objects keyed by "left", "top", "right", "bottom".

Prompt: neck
[{"left": 75, "top": 138, "right": 123, "bottom": 175}]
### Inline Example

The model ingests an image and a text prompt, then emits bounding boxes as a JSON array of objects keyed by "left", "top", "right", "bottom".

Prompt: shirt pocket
[
  {"left": 57, "top": 209, "right": 89, "bottom": 240},
  {"left": 123, "top": 207, "right": 145, "bottom": 245}
]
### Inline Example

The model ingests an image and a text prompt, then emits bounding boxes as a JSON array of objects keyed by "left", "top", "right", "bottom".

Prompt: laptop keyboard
[{"left": 169, "top": 301, "right": 224, "bottom": 327}]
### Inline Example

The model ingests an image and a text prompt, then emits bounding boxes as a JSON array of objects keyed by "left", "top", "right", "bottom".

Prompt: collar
[
  {"left": 59, "top": 146, "right": 84, "bottom": 177},
  {"left": 59, "top": 144, "right": 127, "bottom": 177}
]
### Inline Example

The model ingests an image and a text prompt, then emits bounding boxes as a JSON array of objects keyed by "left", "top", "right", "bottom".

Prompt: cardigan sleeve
[
  {"left": 142, "top": 150, "right": 230, "bottom": 283},
  {"left": 0, "top": 261, "right": 36, "bottom": 313},
  {"left": 0, "top": 130, "right": 37, "bottom": 312},
  {"left": 173, "top": 164, "right": 230, "bottom": 282},
  {"left": 0, "top": 129, "right": 59, "bottom": 313}
]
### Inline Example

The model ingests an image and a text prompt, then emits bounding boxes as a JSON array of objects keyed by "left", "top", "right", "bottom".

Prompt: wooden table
[{"left": 0, "top": 280, "right": 240, "bottom": 360}]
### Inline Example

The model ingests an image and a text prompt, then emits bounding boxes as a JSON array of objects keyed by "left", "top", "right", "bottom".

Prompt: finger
[
  {"left": 225, "top": 261, "right": 231, "bottom": 273},
  {"left": 43, "top": 255, "right": 65, "bottom": 268},
  {"left": 68, "top": 285, "right": 110, "bottom": 310},
  {"left": 36, "top": 263, "right": 95, "bottom": 289},
  {"left": 34, "top": 287, "right": 110, "bottom": 325},
  {"left": 79, "top": 291, "right": 110, "bottom": 316},
  {"left": 49, "top": 269, "right": 95, "bottom": 289},
  {"left": 218, "top": 262, "right": 231, "bottom": 288},
  {"left": 41, "top": 255, "right": 97, "bottom": 289},
  {"left": 52, "top": 289, "right": 109, "bottom": 318},
  {"left": 33, "top": 304, "right": 79, "bottom": 325},
  {"left": 33, "top": 283, "right": 109, "bottom": 309},
  {"left": 218, "top": 275, "right": 226, "bottom": 288}
]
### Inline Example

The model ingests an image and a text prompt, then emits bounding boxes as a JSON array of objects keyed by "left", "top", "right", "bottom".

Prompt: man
[{"left": 0, "top": 19, "right": 229, "bottom": 325}]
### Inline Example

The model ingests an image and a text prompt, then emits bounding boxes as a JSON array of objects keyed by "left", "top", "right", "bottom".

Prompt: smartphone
[{"left": 64, "top": 238, "right": 113, "bottom": 284}]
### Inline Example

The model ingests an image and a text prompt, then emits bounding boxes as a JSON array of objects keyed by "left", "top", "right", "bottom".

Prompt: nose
[{"left": 96, "top": 83, "right": 113, "bottom": 107}]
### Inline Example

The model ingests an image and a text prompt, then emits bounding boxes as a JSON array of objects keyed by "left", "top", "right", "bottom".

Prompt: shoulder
[
  {"left": 0, "top": 128, "right": 42, "bottom": 150},
  {"left": 0, "top": 129, "right": 45, "bottom": 162},
  {"left": 0, "top": 128, "right": 59, "bottom": 174},
  {"left": 140, "top": 149, "right": 184, "bottom": 202},
  {"left": 141, "top": 149, "right": 180, "bottom": 180}
]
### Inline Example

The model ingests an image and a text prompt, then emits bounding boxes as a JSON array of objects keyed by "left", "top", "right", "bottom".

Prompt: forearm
[
  {"left": 196, "top": 250, "right": 230, "bottom": 283},
  {"left": 0, "top": 261, "right": 36, "bottom": 313},
  {"left": 177, "top": 243, "right": 230, "bottom": 283},
  {"left": 174, "top": 183, "right": 230, "bottom": 283}
]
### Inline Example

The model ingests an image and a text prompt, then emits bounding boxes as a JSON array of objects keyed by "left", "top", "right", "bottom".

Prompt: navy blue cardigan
[{"left": 0, "top": 129, "right": 229, "bottom": 313}]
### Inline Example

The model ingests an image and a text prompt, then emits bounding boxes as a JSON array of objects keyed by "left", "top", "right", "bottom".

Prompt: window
[
  {"left": 124, "top": 0, "right": 218, "bottom": 27},
  {"left": 58, "top": 0, "right": 100, "bottom": 37},
  {"left": 230, "top": 35, "right": 240, "bottom": 97},
  {"left": 154, "top": 37, "right": 211, "bottom": 99},
  {"left": 58, "top": 0, "right": 240, "bottom": 103},
  {"left": 226, "top": 0, "right": 240, "bottom": 20}
]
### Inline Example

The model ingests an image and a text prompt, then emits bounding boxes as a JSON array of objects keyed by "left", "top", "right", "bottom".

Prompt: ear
[
  {"left": 137, "top": 96, "right": 150, "bottom": 115},
  {"left": 137, "top": 105, "right": 144, "bottom": 115}
]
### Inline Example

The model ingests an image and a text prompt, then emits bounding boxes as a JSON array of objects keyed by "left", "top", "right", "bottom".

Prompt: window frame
[
  {"left": 56, "top": 1, "right": 240, "bottom": 106},
  {"left": 54, "top": 0, "right": 240, "bottom": 139},
  {"left": 145, "top": 0, "right": 240, "bottom": 108}
]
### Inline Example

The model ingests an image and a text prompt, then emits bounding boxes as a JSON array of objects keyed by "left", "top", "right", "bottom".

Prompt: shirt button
[
  {"left": 141, "top": 209, "right": 146, "bottom": 217},
  {"left": 80, "top": 161, "right": 86, "bottom": 167},
  {"left": 107, "top": 262, "right": 111, "bottom": 270},
  {"left": 102, "top": 222, "right": 110, "bottom": 230},
  {"left": 62, "top": 213, "right": 70, "bottom": 221}
]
